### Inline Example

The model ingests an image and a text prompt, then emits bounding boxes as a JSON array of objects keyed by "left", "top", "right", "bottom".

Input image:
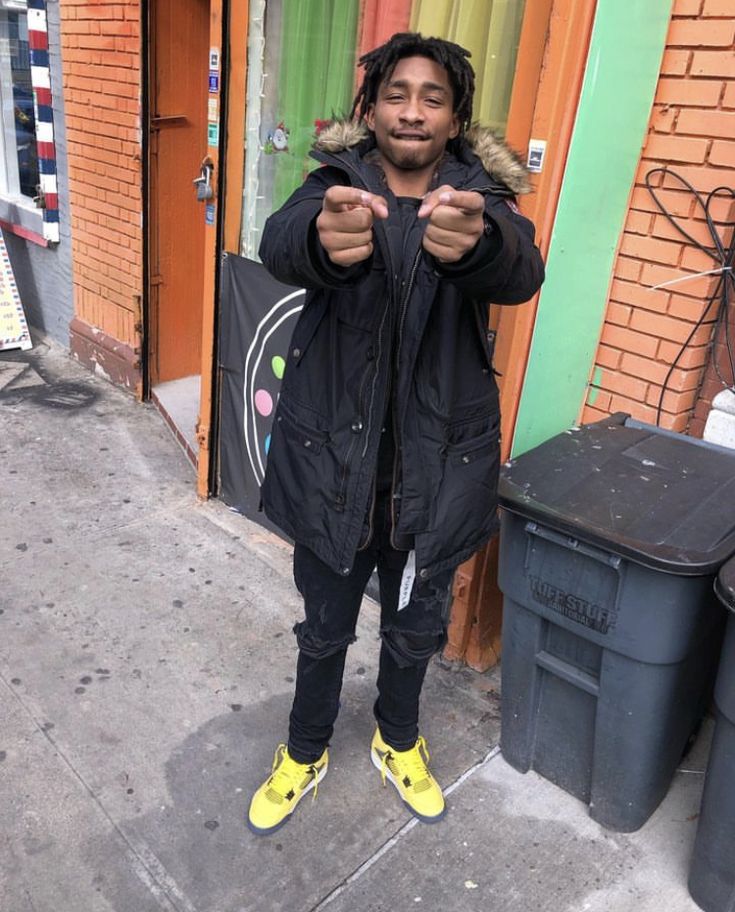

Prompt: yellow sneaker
[
  {"left": 247, "top": 743, "right": 328, "bottom": 835},
  {"left": 370, "top": 728, "right": 446, "bottom": 823}
]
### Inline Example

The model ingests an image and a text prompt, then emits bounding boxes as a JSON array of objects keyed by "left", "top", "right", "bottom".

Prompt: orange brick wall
[
  {"left": 582, "top": 0, "right": 735, "bottom": 433},
  {"left": 59, "top": 1, "right": 143, "bottom": 386}
]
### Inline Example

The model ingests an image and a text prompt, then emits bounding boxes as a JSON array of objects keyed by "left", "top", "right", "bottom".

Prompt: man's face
[{"left": 365, "top": 55, "right": 460, "bottom": 178}]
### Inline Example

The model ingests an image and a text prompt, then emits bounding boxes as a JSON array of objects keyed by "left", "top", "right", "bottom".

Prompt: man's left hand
[{"left": 418, "top": 186, "right": 485, "bottom": 263}]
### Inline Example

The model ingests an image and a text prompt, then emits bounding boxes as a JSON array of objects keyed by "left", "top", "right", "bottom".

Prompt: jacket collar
[{"left": 312, "top": 119, "right": 532, "bottom": 195}]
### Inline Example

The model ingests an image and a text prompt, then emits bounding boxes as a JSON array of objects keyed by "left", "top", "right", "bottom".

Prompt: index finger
[
  {"left": 323, "top": 186, "right": 388, "bottom": 218},
  {"left": 417, "top": 186, "right": 450, "bottom": 219},
  {"left": 323, "top": 185, "right": 370, "bottom": 211},
  {"left": 418, "top": 187, "right": 485, "bottom": 218},
  {"left": 436, "top": 190, "right": 485, "bottom": 216}
]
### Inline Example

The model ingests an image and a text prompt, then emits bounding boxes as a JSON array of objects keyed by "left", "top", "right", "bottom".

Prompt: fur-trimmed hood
[{"left": 313, "top": 119, "right": 531, "bottom": 195}]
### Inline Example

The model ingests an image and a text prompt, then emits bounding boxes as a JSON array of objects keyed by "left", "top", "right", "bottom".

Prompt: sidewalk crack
[
  {"left": 0, "top": 671, "right": 198, "bottom": 912},
  {"left": 308, "top": 746, "right": 501, "bottom": 911}
]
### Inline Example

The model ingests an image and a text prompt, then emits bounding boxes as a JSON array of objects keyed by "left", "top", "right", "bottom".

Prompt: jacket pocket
[
  {"left": 262, "top": 399, "right": 340, "bottom": 542},
  {"left": 447, "top": 424, "right": 498, "bottom": 466},
  {"left": 288, "top": 296, "right": 327, "bottom": 367},
  {"left": 274, "top": 400, "right": 329, "bottom": 453},
  {"left": 428, "top": 418, "right": 501, "bottom": 557}
]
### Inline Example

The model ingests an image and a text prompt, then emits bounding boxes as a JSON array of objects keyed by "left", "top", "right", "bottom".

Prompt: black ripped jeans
[{"left": 288, "top": 494, "right": 454, "bottom": 764}]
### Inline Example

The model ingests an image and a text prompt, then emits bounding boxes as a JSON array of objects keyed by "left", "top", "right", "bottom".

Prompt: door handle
[
  {"left": 193, "top": 159, "right": 214, "bottom": 202},
  {"left": 151, "top": 115, "right": 187, "bottom": 129}
]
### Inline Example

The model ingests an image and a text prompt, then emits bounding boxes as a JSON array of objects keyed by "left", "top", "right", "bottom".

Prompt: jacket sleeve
[
  {"left": 433, "top": 194, "right": 545, "bottom": 305},
  {"left": 258, "top": 166, "right": 373, "bottom": 290}
]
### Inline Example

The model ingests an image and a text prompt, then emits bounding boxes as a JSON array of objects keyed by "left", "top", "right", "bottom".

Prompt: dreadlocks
[{"left": 350, "top": 33, "right": 475, "bottom": 138}]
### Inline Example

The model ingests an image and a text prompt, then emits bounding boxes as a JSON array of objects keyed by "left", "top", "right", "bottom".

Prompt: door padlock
[{"left": 193, "top": 162, "right": 214, "bottom": 201}]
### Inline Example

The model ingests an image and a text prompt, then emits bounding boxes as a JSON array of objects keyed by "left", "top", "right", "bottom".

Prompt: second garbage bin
[
  {"left": 688, "top": 557, "right": 735, "bottom": 912},
  {"left": 497, "top": 414, "right": 734, "bottom": 832}
]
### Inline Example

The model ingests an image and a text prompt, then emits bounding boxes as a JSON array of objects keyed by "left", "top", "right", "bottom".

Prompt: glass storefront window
[
  {"left": 241, "top": 0, "right": 527, "bottom": 260},
  {"left": 0, "top": 0, "right": 40, "bottom": 200}
]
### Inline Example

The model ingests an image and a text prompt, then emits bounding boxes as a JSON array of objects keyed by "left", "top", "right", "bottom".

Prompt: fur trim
[
  {"left": 314, "top": 120, "right": 369, "bottom": 153},
  {"left": 313, "top": 119, "right": 531, "bottom": 194},
  {"left": 465, "top": 125, "right": 531, "bottom": 195}
]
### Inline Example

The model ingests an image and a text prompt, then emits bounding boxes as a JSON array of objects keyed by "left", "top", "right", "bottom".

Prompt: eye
[{"left": 424, "top": 97, "right": 443, "bottom": 107}]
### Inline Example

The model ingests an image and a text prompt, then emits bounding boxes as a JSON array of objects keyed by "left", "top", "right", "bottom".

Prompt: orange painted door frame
[
  {"left": 444, "top": 0, "right": 598, "bottom": 670},
  {"left": 196, "top": 0, "right": 249, "bottom": 497}
]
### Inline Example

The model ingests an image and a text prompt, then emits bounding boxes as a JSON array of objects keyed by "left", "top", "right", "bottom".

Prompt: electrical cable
[{"left": 643, "top": 167, "right": 735, "bottom": 426}]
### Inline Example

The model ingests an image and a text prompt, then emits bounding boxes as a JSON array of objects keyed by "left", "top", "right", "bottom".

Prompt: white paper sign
[{"left": 0, "top": 230, "right": 31, "bottom": 352}]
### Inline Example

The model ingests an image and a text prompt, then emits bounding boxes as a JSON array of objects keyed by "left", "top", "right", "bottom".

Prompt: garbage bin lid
[
  {"left": 716, "top": 558, "right": 735, "bottom": 613},
  {"left": 499, "top": 413, "right": 735, "bottom": 575}
]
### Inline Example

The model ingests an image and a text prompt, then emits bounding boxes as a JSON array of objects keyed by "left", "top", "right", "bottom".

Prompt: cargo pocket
[
  {"left": 261, "top": 398, "right": 337, "bottom": 541},
  {"left": 430, "top": 417, "right": 501, "bottom": 556}
]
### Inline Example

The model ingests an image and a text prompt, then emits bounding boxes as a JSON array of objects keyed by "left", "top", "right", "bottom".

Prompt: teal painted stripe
[{"left": 511, "top": 0, "right": 672, "bottom": 456}]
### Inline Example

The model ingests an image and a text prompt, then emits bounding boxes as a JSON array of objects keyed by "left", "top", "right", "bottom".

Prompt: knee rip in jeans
[
  {"left": 293, "top": 620, "right": 356, "bottom": 659},
  {"left": 380, "top": 625, "right": 447, "bottom": 669}
]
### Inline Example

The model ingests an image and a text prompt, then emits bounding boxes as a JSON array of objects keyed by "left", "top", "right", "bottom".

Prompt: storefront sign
[{"left": 0, "top": 230, "right": 32, "bottom": 352}]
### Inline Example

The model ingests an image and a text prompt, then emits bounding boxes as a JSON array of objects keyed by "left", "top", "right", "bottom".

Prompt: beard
[{"left": 384, "top": 135, "right": 436, "bottom": 171}]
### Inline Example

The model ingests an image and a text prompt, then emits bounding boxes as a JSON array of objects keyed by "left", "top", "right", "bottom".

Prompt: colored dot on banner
[
  {"left": 254, "top": 389, "right": 273, "bottom": 417},
  {"left": 272, "top": 355, "right": 285, "bottom": 380},
  {"left": 264, "top": 434, "right": 271, "bottom": 456}
]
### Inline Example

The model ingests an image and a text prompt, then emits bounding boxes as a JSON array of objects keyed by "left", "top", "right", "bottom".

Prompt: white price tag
[{"left": 398, "top": 550, "right": 416, "bottom": 612}]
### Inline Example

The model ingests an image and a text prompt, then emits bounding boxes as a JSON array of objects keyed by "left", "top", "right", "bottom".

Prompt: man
[{"left": 248, "top": 33, "right": 544, "bottom": 835}]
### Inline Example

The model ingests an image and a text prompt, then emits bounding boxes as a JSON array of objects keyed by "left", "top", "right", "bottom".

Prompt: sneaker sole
[
  {"left": 370, "top": 749, "right": 447, "bottom": 824},
  {"left": 247, "top": 761, "right": 328, "bottom": 836}
]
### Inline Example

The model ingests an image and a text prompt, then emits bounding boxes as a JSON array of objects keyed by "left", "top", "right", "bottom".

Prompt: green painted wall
[{"left": 511, "top": 0, "right": 672, "bottom": 456}]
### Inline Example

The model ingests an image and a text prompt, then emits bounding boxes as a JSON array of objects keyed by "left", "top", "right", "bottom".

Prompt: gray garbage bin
[
  {"left": 498, "top": 414, "right": 734, "bottom": 832},
  {"left": 688, "top": 557, "right": 735, "bottom": 912}
]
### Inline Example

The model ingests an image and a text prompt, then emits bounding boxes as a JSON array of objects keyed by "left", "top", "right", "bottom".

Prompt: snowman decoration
[{"left": 265, "top": 122, "right": 289, "bottom": 155}]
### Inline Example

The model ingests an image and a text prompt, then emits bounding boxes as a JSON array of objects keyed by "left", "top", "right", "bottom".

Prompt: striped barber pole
[{"left": 27, "top": 0, "right": 59, "bottom": 244}]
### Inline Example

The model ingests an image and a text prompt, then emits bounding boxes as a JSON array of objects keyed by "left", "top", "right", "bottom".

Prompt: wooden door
[{"left": 149, "top": 0, "right": 210, "bottom": 384}]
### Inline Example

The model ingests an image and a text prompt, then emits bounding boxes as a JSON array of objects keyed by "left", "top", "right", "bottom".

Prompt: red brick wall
[
  {"left": 582, "top": 0, "right": 735, "bottom": 432},
  {"left": 59, "top": 1, "right": 143, "bottom": 392}
]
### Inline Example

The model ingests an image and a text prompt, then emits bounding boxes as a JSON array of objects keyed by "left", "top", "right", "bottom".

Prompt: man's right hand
[{"left": 316, "top": 186, "right": 389, "bottom": 267}]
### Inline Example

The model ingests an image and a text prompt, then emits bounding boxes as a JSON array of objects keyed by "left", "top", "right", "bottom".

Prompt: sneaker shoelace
[
  {"left": 265, "top": 744, "right": 321, "bottom": 805},
  {"left": 381, "top": 735, "right": 432, "bottom": 793}
]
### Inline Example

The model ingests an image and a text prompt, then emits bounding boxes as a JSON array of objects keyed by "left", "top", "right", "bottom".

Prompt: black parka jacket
[{"left": 259, "top": 121, "right": 544, "bottom": 580}]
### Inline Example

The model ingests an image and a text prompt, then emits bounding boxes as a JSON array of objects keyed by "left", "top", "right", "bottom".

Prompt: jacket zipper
[
  {"left": 390, "top": 246, "right": 423, "bottom": 548},
  {"left": 321, "top": 153, "right": 396, "bottom": 520},
  {"left": 336, "top": 354, "right": 374, "bottom": 509}
]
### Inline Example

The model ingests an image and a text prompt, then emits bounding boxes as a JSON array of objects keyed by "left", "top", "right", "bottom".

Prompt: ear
[
  {"left": 365, "top": 103, "right": 376, "bottom": 132},
  {"left": 449, "top": 113, "right": 460, "bottom": 140}
]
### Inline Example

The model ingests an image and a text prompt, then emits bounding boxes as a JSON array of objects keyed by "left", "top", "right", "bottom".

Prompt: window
[
  {"left": 240, "top": 0, "right": 527, "bottom": 260},
  {"left": 0, "top": 0, "right": 39, "bottom": 201}
]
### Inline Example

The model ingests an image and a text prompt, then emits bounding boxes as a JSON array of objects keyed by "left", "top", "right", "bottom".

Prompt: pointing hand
[
  {"left": 418, "top": 185, "right": 485, "bottom": 263},
  {"left": 317, "top": 186, "right": 389, "bottom": 267}
]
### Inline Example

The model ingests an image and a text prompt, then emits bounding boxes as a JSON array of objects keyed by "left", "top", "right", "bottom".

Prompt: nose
[{"left": 400, "top": 95, "right": 423, "bottom": 124}]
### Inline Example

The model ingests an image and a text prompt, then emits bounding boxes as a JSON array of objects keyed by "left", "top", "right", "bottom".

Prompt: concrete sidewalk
[{"left": 1, "top": 336, "right": 709, "bottom": 912}]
